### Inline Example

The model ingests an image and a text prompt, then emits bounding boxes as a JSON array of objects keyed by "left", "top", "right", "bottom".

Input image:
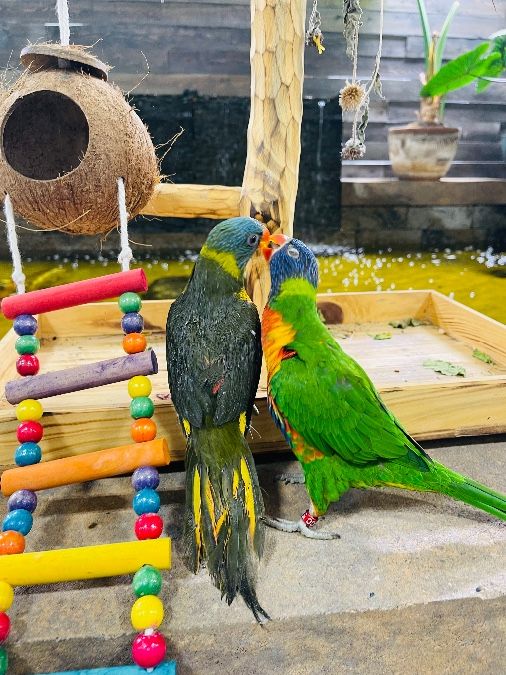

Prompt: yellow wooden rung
[{"left": 0, "top": 539, "right": 170, "bottom": 586}]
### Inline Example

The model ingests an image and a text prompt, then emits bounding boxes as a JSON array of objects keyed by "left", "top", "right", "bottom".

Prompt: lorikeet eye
[
  {"left": 247, "top": 233, "right": 260, "bottom": 247},
  {"left": 287, "top": 246, "right": 300, "bottom": 259}
]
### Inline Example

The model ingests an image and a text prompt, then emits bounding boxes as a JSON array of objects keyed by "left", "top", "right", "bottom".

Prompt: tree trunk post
[{"left": 242, "top": 0, "right": 306, "bottom": 310}]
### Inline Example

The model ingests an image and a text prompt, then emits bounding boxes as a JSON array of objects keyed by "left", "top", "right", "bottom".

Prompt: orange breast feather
[{"left": 262, "top": 307, "right": 296, "bottom": 381}]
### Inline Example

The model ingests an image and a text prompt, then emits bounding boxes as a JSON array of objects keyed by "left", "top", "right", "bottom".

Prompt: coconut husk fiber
[{"left": 0, "top": 46, "right": 158, "bottom": 235}]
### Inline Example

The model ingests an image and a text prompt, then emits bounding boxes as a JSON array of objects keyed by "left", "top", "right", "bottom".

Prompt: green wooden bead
[
  {"left": 15, "top": 335, "right": 40, "bottom": 355},
  {"left": 132, "top": 565, "right": 162, "bottom": 597},
  {"left": 0, "top": 646, "right": 8, "bottom": 674},
  {"left": 130, "top": 396, "right": 155, "bottom": 419},
  {"left": 119, "top": 292, "right": 142, "bottom": 314}
]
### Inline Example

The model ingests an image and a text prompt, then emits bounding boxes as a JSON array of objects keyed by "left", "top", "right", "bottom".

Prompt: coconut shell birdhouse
[{"left": 0, "top": 43, "right": 158, "bottom": 235}]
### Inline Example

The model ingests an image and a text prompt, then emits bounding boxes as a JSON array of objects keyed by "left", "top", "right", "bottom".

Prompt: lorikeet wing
[
  {"left": 167, "top": 289, "right": 261, "bottom": 431},
  {"left": 267, "top": 308, "right": 431, "bottom": 471}
]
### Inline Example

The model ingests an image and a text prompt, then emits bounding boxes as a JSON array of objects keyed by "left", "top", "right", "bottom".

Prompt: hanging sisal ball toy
[{"left": 0, "top": 18, "right": 158, "bottom": 235}]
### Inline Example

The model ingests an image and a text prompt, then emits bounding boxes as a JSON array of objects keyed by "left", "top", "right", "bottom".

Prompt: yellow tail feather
[
  {"left": 192, "top": 467, "right": 202, "bottom": 561},
  {"left": 240, "top": 457, "right": 256, "bottom": 540}
]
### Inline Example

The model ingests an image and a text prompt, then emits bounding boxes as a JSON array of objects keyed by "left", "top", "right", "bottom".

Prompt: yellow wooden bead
[
  {"left": 130, "top": 594, "right": 164, "bottom": 631},
  {"left": 128, "top": 376, "right": 152, "bottom": 399},
  {"left": 16, "top": 399, "right": 43, "bottom": 422},
  {"left": 0, "top": 582, "right": 14, "bottom": 612}
]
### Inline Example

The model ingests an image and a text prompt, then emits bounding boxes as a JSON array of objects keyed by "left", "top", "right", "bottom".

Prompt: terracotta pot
[{"left": 388, "top": 123, "right": 460, "bottom": 180}]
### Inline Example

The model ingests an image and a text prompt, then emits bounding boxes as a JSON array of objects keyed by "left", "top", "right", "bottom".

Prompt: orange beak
[{"left": 259, "top": 230, "right": 291, "bottom": 262}]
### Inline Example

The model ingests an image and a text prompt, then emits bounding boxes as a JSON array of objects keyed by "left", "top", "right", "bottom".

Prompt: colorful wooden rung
[
  {"left": 0, "top": 269, "right": 148, "bottom": 319},
  {"left": 5, "top": 349, "right": 158, "bottom": 404},
  {"left": 1, "top": 438, "right": 169, "bottom": 495},
  {"left": 0, "top": 539, "right": 170, "bottom": 586},
  {"left": 40, "top": 662, "right": 177, "bottom": 675}
]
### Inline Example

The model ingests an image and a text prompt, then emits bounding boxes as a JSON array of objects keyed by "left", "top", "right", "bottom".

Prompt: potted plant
[{"left": 388, "top": 2, "right": 505, "bottom": 180}]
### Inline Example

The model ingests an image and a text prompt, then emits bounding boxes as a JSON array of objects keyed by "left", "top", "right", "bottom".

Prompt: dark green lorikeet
[
  {"left": 166, "top": 217, "right": 271, "bottom": 621},
  {"left": 261, "top": 237, "right": 506, "bottom": 538}
]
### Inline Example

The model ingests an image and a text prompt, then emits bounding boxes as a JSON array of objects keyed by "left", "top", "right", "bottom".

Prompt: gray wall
[{"left": 0, "top": 0, "right": 503, "bottom": 177}]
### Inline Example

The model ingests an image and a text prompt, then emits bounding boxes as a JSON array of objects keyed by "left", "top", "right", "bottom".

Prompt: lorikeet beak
[{"left": 259, "top": 230, "right": 291, "bottom": 262}]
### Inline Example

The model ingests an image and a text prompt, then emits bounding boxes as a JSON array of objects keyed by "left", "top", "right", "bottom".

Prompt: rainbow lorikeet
[
  {"left": 261, "top": 237, "right": 506, "bottom": 538},
  {"left": 166, "top": 217, "right": 272, "bottom": 621}
]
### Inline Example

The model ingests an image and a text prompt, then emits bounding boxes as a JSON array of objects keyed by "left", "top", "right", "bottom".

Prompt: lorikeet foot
[
  {"left": 263, "top": 515, "right": 340, "bottom": 540},
  {"left": 273, "top": 472, "right": 305, "bottom": 485}
]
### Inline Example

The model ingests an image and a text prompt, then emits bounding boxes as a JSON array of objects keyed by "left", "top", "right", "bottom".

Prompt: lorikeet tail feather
[
  {"left": 183, "top": 422, "right": 269, "bottom": 622},
  {"left": 437, "top": 463, "right": 506, "bottom": 521}
]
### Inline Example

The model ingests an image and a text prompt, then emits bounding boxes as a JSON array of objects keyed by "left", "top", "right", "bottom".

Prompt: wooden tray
[{"left": 0, "top": 290, "right": 505, "bottom": 471}]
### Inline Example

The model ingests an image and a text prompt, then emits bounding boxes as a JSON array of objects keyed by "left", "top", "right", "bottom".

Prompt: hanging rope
[
  {"left": 55, "top": 0, "right": 71, "bottom": 46},
  {"left": 306, "top": 0, "right": 325, "bottom": 54},
  {"left": 4, "top": 195, "right": 26, "bottom": 295},
  {"left": 117, "top": 178, "right": 133, "bottom": 272}
]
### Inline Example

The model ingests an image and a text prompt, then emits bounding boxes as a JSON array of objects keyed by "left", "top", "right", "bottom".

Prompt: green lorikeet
[
  {"left": 166, "top": 217, "right": 271, "bottom": 621},
  {"left": 261, "top": 237, "right": 506, "bottom": 538}
]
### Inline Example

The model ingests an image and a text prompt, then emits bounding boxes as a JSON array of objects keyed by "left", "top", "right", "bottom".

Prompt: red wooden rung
[{"left": 1, "top": 268, "right": 148, "bottom": 319}]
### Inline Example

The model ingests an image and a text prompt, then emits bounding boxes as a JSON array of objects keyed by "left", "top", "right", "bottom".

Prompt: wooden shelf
[
  {"left": 342, "top": 177, "right": 506, "bottom": 206},
  {"left": 0, "top": 291, "right": 505, "bottom": 471}
]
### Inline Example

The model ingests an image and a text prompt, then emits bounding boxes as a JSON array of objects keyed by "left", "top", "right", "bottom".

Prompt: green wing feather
[{"left": 270, "top": 323, "right": 430, "bottom": 469}]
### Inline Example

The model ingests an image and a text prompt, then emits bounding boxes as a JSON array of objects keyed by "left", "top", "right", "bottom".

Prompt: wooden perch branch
[{"left": 141, "top": 183, "right": 241, "bottom": 219}]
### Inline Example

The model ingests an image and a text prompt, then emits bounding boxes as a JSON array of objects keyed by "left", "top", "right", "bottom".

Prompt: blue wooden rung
[{"left": 39, "top": 662, "right": 176, "bottom": 675}]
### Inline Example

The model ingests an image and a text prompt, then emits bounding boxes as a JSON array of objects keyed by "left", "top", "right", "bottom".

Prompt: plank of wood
[
  {"left": 141, "top": 183, "right": 241, "bottom": 219},
  {"left": 342, "top": 159, "right": 506, "bottom": 180},
  {"left": 68, "top": 3, "right": 502, "bottom": 39},
  {"left": 352, "top": 141, "right": 504, "bottom": 162},
  {"left": 430, "top": 292, "right": 506, "bottom": 367},
  {"left": 341, "top": 178, "right": 506, "bottom": 207},
  {"left": 343, "top": 121, "right": 502, "bottom": 143}
]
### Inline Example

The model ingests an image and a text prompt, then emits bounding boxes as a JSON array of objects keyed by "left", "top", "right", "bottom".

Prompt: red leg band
[{"left": 301, "top": 509, "right": 318, "bottom": 528}]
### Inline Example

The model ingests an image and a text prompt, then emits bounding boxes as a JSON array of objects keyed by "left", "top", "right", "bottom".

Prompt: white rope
[
  {"left": 4, "top": 195, "right": 26, "bottom": 295},
  {"left": 117, "top": 178, "right": 133, "bottom": 271},
  {"left": 55, "top": 0, "right": 70, "bottom": 46}
]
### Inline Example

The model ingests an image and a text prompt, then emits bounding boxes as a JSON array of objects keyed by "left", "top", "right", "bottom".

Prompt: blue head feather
[
  {"left": 204, "top": 217, "right": 266, "bottom": 272},
  {"left": 268, "top": 238, "right": 319, "bottom": 299}
]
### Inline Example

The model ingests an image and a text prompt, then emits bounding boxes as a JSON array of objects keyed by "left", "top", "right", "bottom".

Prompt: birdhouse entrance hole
[{"left": 1, "top": 90, "right": 89, "bottom": 181}]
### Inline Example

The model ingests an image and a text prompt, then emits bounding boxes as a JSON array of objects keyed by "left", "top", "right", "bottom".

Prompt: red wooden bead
[
  {"left": 16, "top": 354, "right": 40, "bottom": 377},
  {"left": 16, "top": 421, "right": 43, "bottom": 443},
  {"left": 132, "top": 630, "right": 166, "bottom": 669},
  {"left": 0, "top": 531, "right": 25, "bottom": 555},
  {"left": 0, "top": 613, "right": 10, "bottom": 642},
  {"left": 123, "top": 333, "right": 147, "bottom": 355},
  {"left": 131, "top": 418, "right": 157, "bottom": 443},
  {"left": 135, "top": 513, "right": 163, "bottom": 540}
]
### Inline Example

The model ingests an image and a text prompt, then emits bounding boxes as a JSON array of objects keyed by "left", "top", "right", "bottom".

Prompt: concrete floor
[{"left": 5, "top": 438, "right": 506, "bottom": 674}]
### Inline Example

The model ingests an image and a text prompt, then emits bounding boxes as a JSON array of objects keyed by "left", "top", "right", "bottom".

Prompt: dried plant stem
[{"left": 342, "top": 0, "right": 384, "bottom": 158}]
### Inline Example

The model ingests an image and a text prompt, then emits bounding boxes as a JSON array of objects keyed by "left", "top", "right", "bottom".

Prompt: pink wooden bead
[{"left": 132, "top": 630, "right": 166, "bottom": 669}]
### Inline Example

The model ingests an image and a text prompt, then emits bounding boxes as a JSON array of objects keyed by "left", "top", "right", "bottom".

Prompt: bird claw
[
  {"left": 263, "top": 515, "right": 340, "bottom": 540},
  {"left": 273, "top": 472, "right": 305, "bottom": 485}
]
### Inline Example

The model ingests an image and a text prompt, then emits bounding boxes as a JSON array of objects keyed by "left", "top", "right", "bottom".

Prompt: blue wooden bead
[
  {"left": 13, "top": 314, "right": 38, "bottom": 336},
  {"left": 132, "top": 466, "right": 160, "bottom": 491},
  {"left": 15, "top": 442, "right": 42, "bottom": 466},
  {"left": 2, "top": 509, "right": 33, "bottom": 536},
  {"left": 133, "top": 488, "right": 161, "bottom": 515},
  {"left": 8, "top": 490, "right": 37, "bottom": 513},
  {"left": 121, "top": 313, "right": 144, "bottom": 334}
]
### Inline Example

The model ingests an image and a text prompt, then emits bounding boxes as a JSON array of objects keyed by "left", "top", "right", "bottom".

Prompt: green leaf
[
  {"left": 475, "top": 55, "right": 505, "bottom": 91},
  {"left": 370, "top": 332, "right": 392, "bottom": 340},
  {"left": 416, "top": 0, "right": 432, "bottom": 66},
  {"left": 472, "top": 349, "right": 495, "bottom": 364},
  {"left": 434, "top": 1, "right": 460, "bottom": 72},
  {"left": 421, "top": 42, "right": 493, "bottom": 97},
  {"left": 423, "top": 359, "right": 466, "bottom": 377}
]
